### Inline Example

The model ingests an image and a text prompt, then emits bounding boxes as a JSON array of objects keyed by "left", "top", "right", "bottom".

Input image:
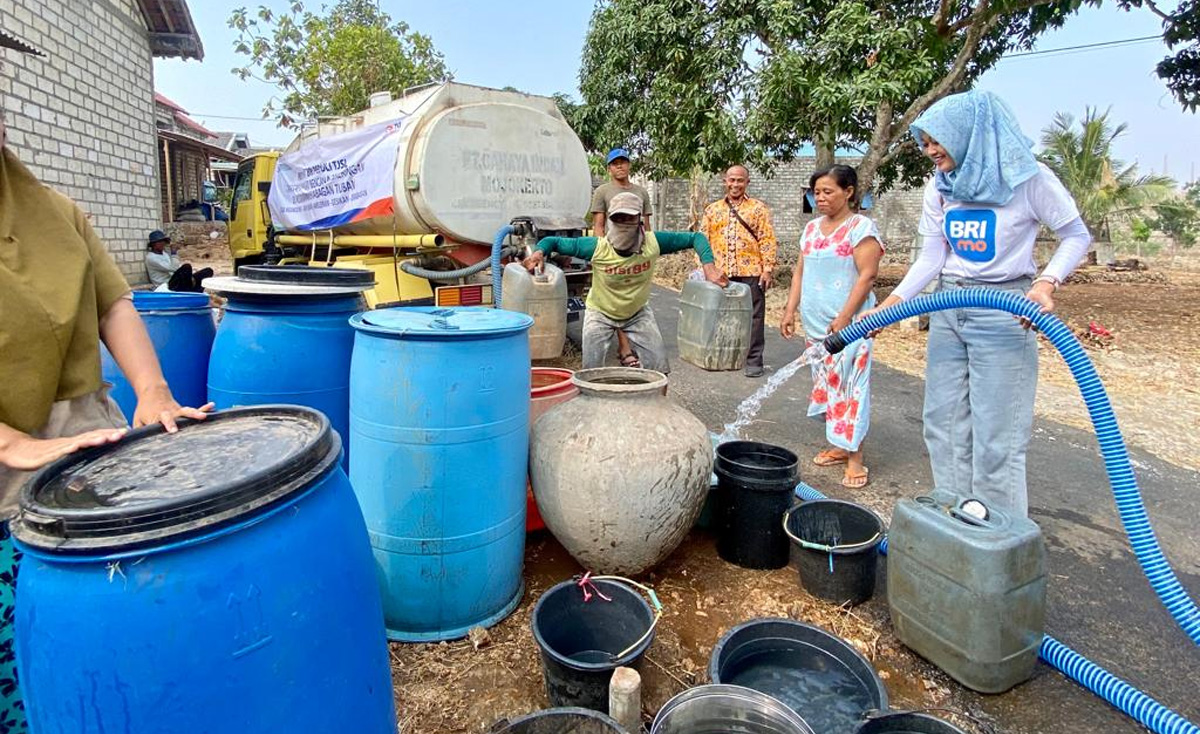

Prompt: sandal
[
  {"left": 841, "top": 467, "right": 870, "bottom": 489},
  {"left": 812, "top": 449, "right": 849, "bottom": 467},
  {"left": 619, "top": 352, "right": 641, "bottom": 368}
]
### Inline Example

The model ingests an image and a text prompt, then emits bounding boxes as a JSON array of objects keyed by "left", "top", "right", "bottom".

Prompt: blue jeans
[
  {"left": 923, "top": 276, "right": 1038, "bottom": 517},
  {"left": 582, "top": 307, "right": 669, "bottom": 374}
]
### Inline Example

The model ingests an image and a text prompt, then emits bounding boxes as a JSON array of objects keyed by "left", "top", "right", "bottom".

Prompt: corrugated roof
[
  {"left": 136, "top": 0, "right": 204, "bottom": 61},
  {"left": 0, "top": 28, "right": 44, "bottom": 56},
  {"left": 154, "top": 92, "right": 216, "bottom": 140},
  {"left": 159, "top": 130, "right": 244, "bottom": 162}
]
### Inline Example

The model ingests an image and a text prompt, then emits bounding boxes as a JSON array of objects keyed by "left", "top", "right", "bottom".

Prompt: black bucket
[
  {"left": 532, "top": 579, "right": 656, "bottom": 713},
  {"left": 784, "top": 499, "right": 884, "bottom": 606},
  {"left": 855, "top": 711, "right": 970, "bottom": 734},
  {"left": 709, "top": 618, "right": 888, "bottom": 734},
  {"left": 491, "top": 707, "right": 630, "bottom": 734},
  {"left": 715, "top": 441, "right": 799, "bottom": 569}
]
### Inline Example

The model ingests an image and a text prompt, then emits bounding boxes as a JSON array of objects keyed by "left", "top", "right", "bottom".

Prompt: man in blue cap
[
  {"left": 590, "top": 148, "right": 654, "bottom": 365},
  {"left": 591, "top": 148, "right": 652, "bottom": 237}
]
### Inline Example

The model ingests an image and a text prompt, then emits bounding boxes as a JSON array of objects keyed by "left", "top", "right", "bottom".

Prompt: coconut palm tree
[{"left": 1038, "top": 108, "right": 1175, "bottom": 243}]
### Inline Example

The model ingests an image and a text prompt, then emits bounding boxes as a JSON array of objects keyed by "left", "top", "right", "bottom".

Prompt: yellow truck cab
[{"left": 227, "top": 152, "right": 278, "bottom": 271}]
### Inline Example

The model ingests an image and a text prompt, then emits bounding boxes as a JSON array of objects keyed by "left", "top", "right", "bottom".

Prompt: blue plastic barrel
[
  {"left": 350, "top": 306, "right": 533, "bottom": 641},
  {"left": 12, "top": 406, "right": 396, "bottom": 732},
  {"left": 206, "top": 267, "right": 371, "bottom": 468},
  {"left": 101, "top": 291, "right": 215, "bottom": 422}
]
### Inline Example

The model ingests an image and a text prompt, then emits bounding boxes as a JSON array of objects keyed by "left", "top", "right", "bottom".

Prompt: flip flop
[
  {"left": 841, "top": 467, "right": 870, "bottom": 489},
  {"left": 812, "top": 450, "right": 849, "bottom": 467},
  {"left": 619, "top": 352, "right": 641, "bottom": 368}
]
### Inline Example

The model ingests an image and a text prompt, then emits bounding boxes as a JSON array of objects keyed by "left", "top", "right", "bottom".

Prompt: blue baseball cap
[{"left": 606, "top": 148, "right": 631, "bottom": 165}]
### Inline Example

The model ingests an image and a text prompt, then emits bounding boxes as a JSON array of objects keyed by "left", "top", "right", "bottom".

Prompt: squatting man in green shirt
[{"left": 522, "top": 191, "right": 728, "bottom": 373}]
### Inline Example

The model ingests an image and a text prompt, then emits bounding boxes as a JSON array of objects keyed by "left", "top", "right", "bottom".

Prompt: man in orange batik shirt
[{"left": 700, "top": 165, "right": 778, "bottom": 377}]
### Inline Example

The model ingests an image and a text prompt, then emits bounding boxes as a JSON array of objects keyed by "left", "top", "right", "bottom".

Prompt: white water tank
[{"left": 287, "top": 83, "right": 592, "bottom": 245}]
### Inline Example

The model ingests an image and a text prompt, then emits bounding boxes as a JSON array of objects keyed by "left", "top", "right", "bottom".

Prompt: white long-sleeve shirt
[
  {"left": 893, "top": 164, "right": 1092, "bottom": 300},
  {"left": 144, "top": 250, "right": 181, "bottom": 287}
]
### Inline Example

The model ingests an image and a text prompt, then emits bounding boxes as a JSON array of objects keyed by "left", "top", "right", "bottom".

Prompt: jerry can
[
  {"left": 502, "top": 262, "right": 568, "bottom": 359},
  {"left": 677, "top": 279, "right": 751, "bottom": 371},
  {"left": 887, "top": 491, "right": 1046, "bottom": 693}
]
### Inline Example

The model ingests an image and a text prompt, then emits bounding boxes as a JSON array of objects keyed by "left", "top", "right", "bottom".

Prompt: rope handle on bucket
[
  {"left": 781, "top": 512, "right": 883, "bottom": 553},
  {"left": 574, "top": 572, "right": 665, "bottom": 661}
]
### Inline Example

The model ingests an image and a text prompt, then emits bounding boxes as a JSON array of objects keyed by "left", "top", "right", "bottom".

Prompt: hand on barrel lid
[
  {"left": 133, "top": 383, "right": 214, "bottom": 433},
  {"left": 0, "top": 423, "right": 127, "bottom": 471}
]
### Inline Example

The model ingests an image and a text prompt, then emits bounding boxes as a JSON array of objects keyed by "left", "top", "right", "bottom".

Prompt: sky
[{"left": 156, "top": 1, "right": 1198, "bottom": 183}]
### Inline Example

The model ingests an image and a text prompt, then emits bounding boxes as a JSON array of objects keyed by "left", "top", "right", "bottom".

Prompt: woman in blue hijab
[{"left": 862, "top": 90, "right": 1091, "bottom": 518}]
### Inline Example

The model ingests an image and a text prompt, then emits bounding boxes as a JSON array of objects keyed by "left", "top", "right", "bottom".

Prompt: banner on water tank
[{"left": 267, "top": 117, "right": 407, "bottom": 231}]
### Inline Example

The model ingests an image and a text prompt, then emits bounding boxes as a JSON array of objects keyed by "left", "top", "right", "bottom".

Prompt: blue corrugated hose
[
  {"left": 491, "top": 224, "right": 514, "bottom": 308},
  {"left": 785, "top": 286, "right": 1200, "bottom": 734}
]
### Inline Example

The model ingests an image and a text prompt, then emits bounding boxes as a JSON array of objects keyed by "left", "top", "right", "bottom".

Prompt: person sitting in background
[
  {"left": 145, "top": 230, "right": 212, "bottom": 292},
  {"left": 524, "top": 192, "right": 727, "bottom": 373}
]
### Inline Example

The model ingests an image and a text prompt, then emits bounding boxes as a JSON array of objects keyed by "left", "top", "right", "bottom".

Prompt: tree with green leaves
[
  {"left": 574, "top": 0, "right": 1092, "bottom": 198},
  {"left": 229, "top": 0, "right": 448, "bottom": 128},
  {"left": 1118, "top": 0, "right": 1200, "bottom": 111},
  {"left": 1151, "top": 181, "right": 1200, "bottom": 248},
  {"left": 1037, "top": 108, "right": 1175, "bottom": 243}
]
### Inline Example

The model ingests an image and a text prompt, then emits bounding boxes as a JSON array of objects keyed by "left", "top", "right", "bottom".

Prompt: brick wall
[
  {"left": 642, "top": 158, "right": 928, "bottom": 266},
  {"left": 1, "top": 0, "right": 160, "bottom": 283}
]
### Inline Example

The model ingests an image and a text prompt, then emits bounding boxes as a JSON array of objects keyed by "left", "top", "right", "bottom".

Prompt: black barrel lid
[
  {"left": 238, "top": 264, "right": 375, "bottom": 287},
  {"left": 13, "top": 406, "right": 340, "bottom": 554}
]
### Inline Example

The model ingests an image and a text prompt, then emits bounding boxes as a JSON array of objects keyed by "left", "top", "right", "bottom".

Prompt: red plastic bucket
[{"left": 528, "top": 369, "right": 579, "bottom": 531}]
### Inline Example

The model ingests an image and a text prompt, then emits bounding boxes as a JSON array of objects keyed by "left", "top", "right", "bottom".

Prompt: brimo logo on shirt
[{"left": 944, "top": 209, "right": 998, "bottom": 263}]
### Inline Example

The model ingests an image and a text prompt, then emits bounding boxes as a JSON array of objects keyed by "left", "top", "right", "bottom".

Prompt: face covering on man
[{"left": 606, "top": 191, "right": 645, "bottom": 256}]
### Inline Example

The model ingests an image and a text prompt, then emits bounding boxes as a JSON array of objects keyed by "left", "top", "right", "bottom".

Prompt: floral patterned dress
[
  {"left": 0, "top": 524, "right": 25, "bottom": 733},
  {"left": 799, "top": 214, "right": 882, "bottom": 452}
]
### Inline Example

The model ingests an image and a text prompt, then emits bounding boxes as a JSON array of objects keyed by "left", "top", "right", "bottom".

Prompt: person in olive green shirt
[
  {"left": 0, "top": 40, "right": 211, "bottom": 507},
  {"left": 524, "top": 191, "right": 727, "bottom": 373}
]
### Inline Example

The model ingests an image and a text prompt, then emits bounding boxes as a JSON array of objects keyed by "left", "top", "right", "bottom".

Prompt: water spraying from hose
[{"left": 717, "top": 340, "right": 834, "bottom": 443}]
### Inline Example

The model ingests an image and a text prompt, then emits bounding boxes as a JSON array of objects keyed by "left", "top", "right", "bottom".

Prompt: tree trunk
[
  {"left": 856, "top": 151, "right": 884, "bottom": 201},
  {"left": 814, "top": 139, "right": 835, "bottom": 171},
  {"left": 687, "top": 165, "right": 707, "bottom": 230}
]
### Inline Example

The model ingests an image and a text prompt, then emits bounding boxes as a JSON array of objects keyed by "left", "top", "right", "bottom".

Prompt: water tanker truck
[{"left": 226, "top": 82, "right": 593, "bottom": 309}]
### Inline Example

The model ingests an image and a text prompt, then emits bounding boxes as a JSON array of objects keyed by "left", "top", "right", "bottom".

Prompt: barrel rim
[
  {"left": 203, "top": 275, "right": 372, "bottom": 297},
  {"left": 572, "top": 367, "right": 668, "bottom": 395},
  {"left": 351, "top": 306, "right": 534, "bottom": 339},
  {"left": 130, "top": 291, "right": 211, "bottom": 311},
  {"left": 13, "top": 406, "right": 341, "bottom": 554},
  {"left": 238, "top": 264, "right": 376, "bottom": 287},
  {"left": 531, "top": 367, "right": 576, "bottom": 396}
]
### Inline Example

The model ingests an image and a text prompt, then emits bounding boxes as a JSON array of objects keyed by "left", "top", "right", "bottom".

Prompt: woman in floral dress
[{"left": 780, "top": 165, "right": 884, "bottom": 487}]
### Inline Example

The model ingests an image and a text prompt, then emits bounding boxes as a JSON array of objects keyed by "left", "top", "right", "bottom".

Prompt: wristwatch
[{"left": 1033, "top": 275, "right": 1060, "bottom": 291}]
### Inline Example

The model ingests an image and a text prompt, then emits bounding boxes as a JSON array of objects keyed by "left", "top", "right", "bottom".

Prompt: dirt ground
[{"left": 390, "top": 531, "right": 980, "bottom": 734}]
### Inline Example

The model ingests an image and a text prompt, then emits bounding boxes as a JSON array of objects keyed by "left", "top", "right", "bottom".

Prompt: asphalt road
[{"left": 635, "top": 287, "right": 1200, "bottom": 734}]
